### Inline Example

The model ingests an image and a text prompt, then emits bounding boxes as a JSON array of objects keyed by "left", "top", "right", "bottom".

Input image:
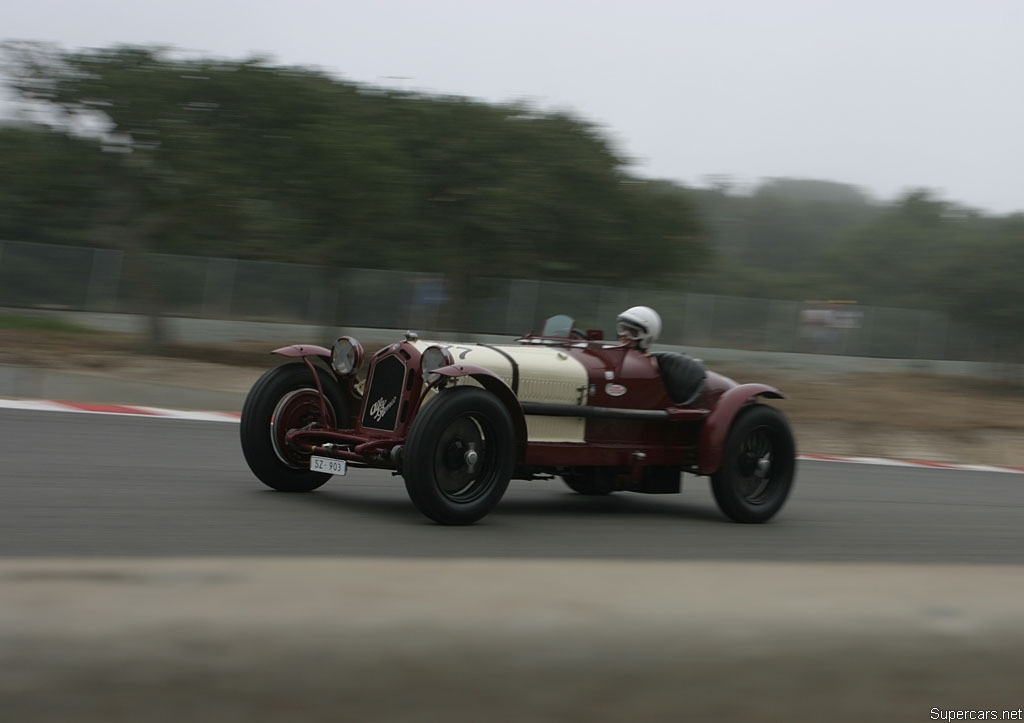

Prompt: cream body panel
[{"left": 412, "top": 340, "right": 588, "bottom": 443}]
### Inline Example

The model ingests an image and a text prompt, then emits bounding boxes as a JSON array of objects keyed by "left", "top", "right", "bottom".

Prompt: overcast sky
[{"left": 4, "top": 0, "right": 1023, "bottom": 213}]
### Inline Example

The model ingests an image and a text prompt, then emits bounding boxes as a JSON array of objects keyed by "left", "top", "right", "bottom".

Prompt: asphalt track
[
  {"left": 2, "top": 408, "right": 1023, "bottom": 561},
  {"left": 3, "top": 407, "right": 1024, "bottom": 721}
]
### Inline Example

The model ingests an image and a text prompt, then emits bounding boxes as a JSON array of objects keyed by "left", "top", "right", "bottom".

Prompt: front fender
[
  {"left": 696, "top": 383, "right": 785, "bottom": 474},
  {"left": 433, "top": 364, "right": 528, "bottom": 465},
  {"left": 270, "top": 344, "right": 360, "bottom": 426},
  {"left": 272, "top": 344, "right": 332, "bottom": 359}
]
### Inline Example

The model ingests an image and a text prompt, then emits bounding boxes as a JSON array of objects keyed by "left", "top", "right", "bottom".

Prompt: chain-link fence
[{"left": 0, "top": 239, "right": 1007, "bottom": 362}]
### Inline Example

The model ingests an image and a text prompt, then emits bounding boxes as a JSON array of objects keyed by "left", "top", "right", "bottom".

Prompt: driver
[{"left": 616, "top": 306, "right": 662, "bottom": 352}]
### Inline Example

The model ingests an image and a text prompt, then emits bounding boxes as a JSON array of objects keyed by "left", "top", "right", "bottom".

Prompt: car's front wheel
[
  {"left": 710, "top": 404, "right": 796, "bottom": 523},
  {"left": 403, "top": 386, "right": 516, "bottom": 525},
  {"left": 240, "top": 361, "right": 348, "bottom": 493}
]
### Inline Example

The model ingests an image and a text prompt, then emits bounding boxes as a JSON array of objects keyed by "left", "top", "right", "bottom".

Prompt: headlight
[
  {"left": 420, "top": 345, "right": 454, "bottom": 384},
  {"left": 331, "top": 336, "right": 364, "bottom": 376}
]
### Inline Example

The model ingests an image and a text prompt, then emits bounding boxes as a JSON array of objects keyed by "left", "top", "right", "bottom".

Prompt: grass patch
[{"left": 0, "top": 313, "right": 94, "bottom": 334}]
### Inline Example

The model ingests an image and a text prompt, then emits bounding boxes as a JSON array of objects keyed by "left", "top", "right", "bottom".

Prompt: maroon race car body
[{"left": 239, "top": 316, "right": 797, "bottom": 525}]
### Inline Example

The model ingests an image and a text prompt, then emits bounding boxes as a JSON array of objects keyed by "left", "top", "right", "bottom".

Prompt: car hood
[{"left": 412, "top": 340, "right": 589, "bottom": 406}]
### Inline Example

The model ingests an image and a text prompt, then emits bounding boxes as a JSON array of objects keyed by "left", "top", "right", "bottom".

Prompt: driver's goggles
[{"left": 616, "top": 321, "right": 643, "bottom": 339}]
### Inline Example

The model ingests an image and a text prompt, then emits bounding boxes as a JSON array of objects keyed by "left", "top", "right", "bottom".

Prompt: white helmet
[{"left": 616, "top": 306, "right": 662, "bottom": 350}]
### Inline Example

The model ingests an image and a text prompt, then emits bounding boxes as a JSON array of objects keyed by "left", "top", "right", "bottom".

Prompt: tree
[{"left": 2, "top": 42, "right": 705, "bottom": 294}]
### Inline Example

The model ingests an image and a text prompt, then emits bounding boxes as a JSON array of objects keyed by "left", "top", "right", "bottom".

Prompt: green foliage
[
  {"left": 0, "top": 312, "right": 91, "bottom": 333},
  {"left": 687, "top": 178, "right": 880, "bottom": 271},
  {"left": 691, "top": 182, "right": 1024, "bottom": 337},
  {"left": 0, "top": 42, "right": 706, "bottom": 290},
  {"left": 2, "top": 42, "right": 1022, "bottom": 340},
  {"left": 0, "top": 124, "right": 119, "bottom": 245}
]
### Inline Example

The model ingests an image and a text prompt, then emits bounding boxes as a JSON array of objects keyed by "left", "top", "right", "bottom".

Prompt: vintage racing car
[{"left": 239, "top": 306, "right": 797, "bottom": 525}]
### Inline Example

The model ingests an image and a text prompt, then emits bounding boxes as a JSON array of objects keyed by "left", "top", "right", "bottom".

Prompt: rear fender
[
  {"left": 433, "top": 364, "right": 528, "bottom": 464},
  {"left": 696, "top": 383, "right": 785, "bottom": 474}
]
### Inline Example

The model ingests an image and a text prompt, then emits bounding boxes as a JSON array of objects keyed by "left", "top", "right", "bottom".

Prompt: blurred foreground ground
[
  {"left": 3, "top": 558, "right": 1024, "bottom": 723},
  {"left": 2, "top": 326, "right": 1022, "bottom": 467}
]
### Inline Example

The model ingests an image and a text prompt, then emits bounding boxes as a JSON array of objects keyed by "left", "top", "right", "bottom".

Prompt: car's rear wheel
[
  {"left": 403, "top": 386, "right": 516, "bottom": 525},
  {"left": 240, "top": 361, "right": 348, "bottom": 493},
  {"left": 710, "top": 404, "right": 796, "bottom": 523}
]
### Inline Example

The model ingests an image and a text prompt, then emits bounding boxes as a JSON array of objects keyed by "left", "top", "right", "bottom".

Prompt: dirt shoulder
[
  {"left": 2, "top": 328, "right": 1023, "bottom": 467},
  {"left": 712, "top": 362, "right": 1024, "bottom": 468}
]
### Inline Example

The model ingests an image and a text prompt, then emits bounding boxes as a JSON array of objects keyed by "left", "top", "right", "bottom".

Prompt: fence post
[
  {"left": 85, "top": 248, "right": 124, "bottom": 312},
  {"left": 861, "top": 308, "right": 875, "bottom": 357},
  {"left": 917, "top": 311, "right": 948, "bottom": 360},
  {"left": 505, "top": 279, "right": 539, "bottom": 335},
  {"left": 307, "top": 275, "right": 336, "bottom": 326},
  {"left": 677, "top": 291, "right": 688, "bottom": 347},
  {"left": 597, "top": 286, "right": 629, "bottom": 340},
  {"left": 202, "top": 257, "right": 236, "bottom": 319},
  {"left": 0, "top": 241, "right": 6, "bottom": 305},
  {"left": 310, "top": 282, "right": 338, "bottom": 330},
  {"left": 684, "top": 293, "right": 716, "bottom": 347},
  {"left": 708, "top": 295, "right": 717, "bottom": 348}
]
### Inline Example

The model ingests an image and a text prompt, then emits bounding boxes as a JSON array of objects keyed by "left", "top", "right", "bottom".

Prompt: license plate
[{"left": 310, "top": 456, "right": 347, "bottom": 475}]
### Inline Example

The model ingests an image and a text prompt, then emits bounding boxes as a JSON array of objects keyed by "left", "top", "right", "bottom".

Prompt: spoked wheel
[
  {"left": 433, "top": 416, "right": 490, "bottom": 502},
  {"left": 403, "top": 386, "right": 516, "bottom": 525},
  {"left": 270, "top": 388, "right": 329, "bottom": 468},
  {"left": 240, "top": 361, "right": 348, "bottom": 493},
  {"left": 711, "top": 405, "right": 796, "bottom": 523}
]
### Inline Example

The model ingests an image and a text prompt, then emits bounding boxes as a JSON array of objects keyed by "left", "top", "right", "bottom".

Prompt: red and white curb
[
  {"left": 3, "top": 398, "right": 1023, "bottom": 474},
  {"left": 0, "top": 398, "right": 240, "bottom": 423},
  {"left": 799, "top": 452, "right": 1024, "bottom": 475}
]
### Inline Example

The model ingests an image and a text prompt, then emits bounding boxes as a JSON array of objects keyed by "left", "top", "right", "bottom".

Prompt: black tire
[
  {"left": 403, "top": 386, "right": 516, "bottom": 525},
  {"left": 561, "top": 468, "right": 616, "bottom": 495},
  {"left": 710, "top": 404, "right": 796, "bottom": 523},
  {"left": 240, "top": 361, "right": 348, "bottom": 493}
]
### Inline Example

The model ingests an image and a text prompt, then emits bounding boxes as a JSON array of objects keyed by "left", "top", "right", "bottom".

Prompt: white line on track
[{"left": 3, "top": 397, "right": 1023, "bottom": 474}]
